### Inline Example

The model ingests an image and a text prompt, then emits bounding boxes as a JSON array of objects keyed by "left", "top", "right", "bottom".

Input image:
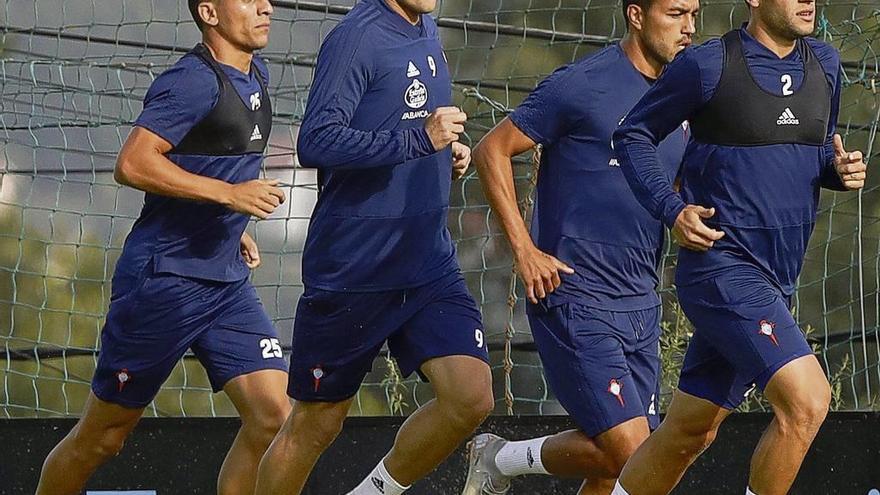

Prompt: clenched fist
[{"left": 425, "top": 106, "right": 467, "bottom": 151}]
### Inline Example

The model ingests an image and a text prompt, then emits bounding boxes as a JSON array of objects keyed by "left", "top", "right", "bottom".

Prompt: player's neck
[
  {"left": 384, "top": 0, "right": 421, "bottom": 25},
  {"left": 745, "top": 19, "right": 797, "bottom": 59},
  {"left": 203, "top": 34, "right": 254, "bottom": 74},
  {"left": 620, "top": 35, "right": 663, "bottom": 80}
]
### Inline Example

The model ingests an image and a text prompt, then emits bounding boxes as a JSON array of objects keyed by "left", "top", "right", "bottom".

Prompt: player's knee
[
  {"left": 666, "top": 419, "right": 718, "bottom": 457},
  {"left": 245, "top": 406, "right": 290, "bottom": 449},
  {"left": 606, "top": 436, "right": 645, "bottom": 477},
  {"left": 296, "top": 405, "right": 347, "bottom": 451},
  {"left": 440, "top": 387, "right": 494, "bottom": 431},
  {"left": 778, "top": 387, "right": 830, "bottom": 439},
  {"left": 85, "top": 429, "right": 128, "bottom": 461}
]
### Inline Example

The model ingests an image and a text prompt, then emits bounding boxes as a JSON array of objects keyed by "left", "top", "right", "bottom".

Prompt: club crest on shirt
[{"left": 404, "top": 79, "right": 428, "bottom": 109}]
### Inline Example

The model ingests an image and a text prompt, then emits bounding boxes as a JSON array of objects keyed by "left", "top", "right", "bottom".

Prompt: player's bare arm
[
  {"left": 833, "top": 134, "right": 867, "bottom": 190},
  {"left": 473, "top": 117, "right": 574, "bottom": 304},
  {"left": 115, "top": 126, "right": 286, "bottom": 219}
]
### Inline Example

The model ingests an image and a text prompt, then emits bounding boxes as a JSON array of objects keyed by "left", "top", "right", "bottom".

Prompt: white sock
[
  {"left": 612, "top": 480, "right": 632, "bottom": 495},
  {"left": 347, "top": 459, "right": 409, "bottom": 495},
  {"left": 493, "top": 435, "right": 551, "bottom": 476},
  {"left": 746, "top": 488, "right": 758, "bottom": 495}
]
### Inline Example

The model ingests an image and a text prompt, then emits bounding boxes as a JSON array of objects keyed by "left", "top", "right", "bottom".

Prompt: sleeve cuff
[
  {"left": 407, "top": 127, "right": 437, "bottom": 159},
  {"left": 661, "top": 198, "right": 688, "bottom": 229}
]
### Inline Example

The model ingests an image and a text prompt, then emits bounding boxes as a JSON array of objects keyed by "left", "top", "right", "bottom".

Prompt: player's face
[
  {"left": 215, "top": 0, "right": 274, "bottom": 51},
  {"left": 640, "top": 0, "right": 699, "bottom": 64},
  {"left": 759, "top": 0, "right": 815, "bottom": 39}
]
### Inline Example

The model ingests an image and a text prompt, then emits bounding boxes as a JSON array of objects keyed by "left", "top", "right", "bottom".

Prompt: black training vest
[
  {"left": 172, "top": 44, "right": 273, "bottom": 156},
  {"left": 690, "top": 30, "right": 829, "bottom": 147}
]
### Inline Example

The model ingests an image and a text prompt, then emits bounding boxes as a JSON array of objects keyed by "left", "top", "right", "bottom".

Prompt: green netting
[{"left": 1, "top": 0, "right": 879, "bottom": 418}]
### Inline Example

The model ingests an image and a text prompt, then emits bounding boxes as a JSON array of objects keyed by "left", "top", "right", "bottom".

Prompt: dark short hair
[
  {"left": 189, "top": 0, "right": 205, "bottom": 32},
  {"left": 623, "top": 0, "right": 652, "bottom": 28}
]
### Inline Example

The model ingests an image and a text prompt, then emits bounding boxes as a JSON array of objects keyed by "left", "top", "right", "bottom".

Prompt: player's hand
[
  {"left": 513, "top": 245, "right": 575, "bottom": 304},
  {"left": 673, "top": 205, "right": 725, "bottom": 252},
  {"left": 451, "top": 142, "right": 471, "bottom": 180},
  {"left": 227, "top": 179, "right": 286, "bottom": 220},
  {"left": 833, "top": 134, "right": 867, "bottom": 191},
  {"left": 240, "top": 232, "right": 261, "bottom": 269},
  {"left": 425, "top": 106, "right": 467, "bottom": 151}
]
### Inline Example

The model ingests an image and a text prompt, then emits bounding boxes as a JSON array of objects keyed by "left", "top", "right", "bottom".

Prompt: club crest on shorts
[
  {"left": 404, "top": 79, "right": 428, "bottom": 109},
  {"left": 758, "top": 319, "right": 779, "bottom": 346},
  {"left": 116, "top": 368, "right": 130, "bottom": 392},
  {"left": 608, "top": 378, "right": 625, "bottom": 407},
  {"left": 311, "top": 366, "right": 325, "bottom": 392}
]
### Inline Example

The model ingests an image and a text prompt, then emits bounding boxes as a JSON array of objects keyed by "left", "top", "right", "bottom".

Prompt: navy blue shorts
[
  {"left": 288, "top": 271, "right": 489, "bottom": 402},
  {"left": 92, "top": 271, "right": 287, "bottom": 408},
  {"left": 677, "top": 270, "right": 814, "bottom": 410},
  {"left": 528, "top": 303, "right": 661, "bottom": 438}
]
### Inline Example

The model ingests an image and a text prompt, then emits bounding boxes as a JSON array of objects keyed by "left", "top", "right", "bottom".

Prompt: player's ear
[
  {"left": 198, "top": 1, "right": 220, "bottom": 29},
  {"left": 744, "top": 0, "right": 760, "bottom": 9},
  {"left": 626, "top": 3, "right": 646, "bottom": 32}
]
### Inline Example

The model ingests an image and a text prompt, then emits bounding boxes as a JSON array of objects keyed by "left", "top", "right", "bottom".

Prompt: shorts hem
[
  {"left": 754, "top": 350, "right": 814, "bottom": 391},
  {"left": 577, "top": 411, "right": 646, "bottom": 438},
  {"left": 91, "top": 383, "right": 153, "bottom": 409},
  {"left": 676, "top": 382, "right": 739, "bottom": 411},
  {"left": 287, "top": 389, "right": 360, "bottom": 403},
  {"left": 212, "top": 361, "right": 289, "bottom": 393},
  {"left": 399, "top": 350, "right": 490, "bottom": 379}
]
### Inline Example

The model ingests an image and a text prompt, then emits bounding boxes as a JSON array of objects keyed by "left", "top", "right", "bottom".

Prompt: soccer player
[
  {"left": 460, "top": 0, "right": 697, "bottom": 494},
  {"left": 253, "top": 0, "right": 493, "bottom": 494},
  {"left": 609, "top": 0, "right": 867, "bottom": 493},
  {"left": 35, "top": 2, "right": 291, "bottom": 494}
]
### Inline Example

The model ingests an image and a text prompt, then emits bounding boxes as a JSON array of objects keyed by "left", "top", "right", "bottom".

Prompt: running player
[
  {"left": 36, "top": 2, "right": 290, "bottom": 494},
  {"left": 461, "top": 0, "right": 697, "bottom": 494},
  {"left": 254, "top": 0, "right": 492, "bottom": 494},
  {"left": 610, "top": 0, "right": 866, "bottom": 493}
]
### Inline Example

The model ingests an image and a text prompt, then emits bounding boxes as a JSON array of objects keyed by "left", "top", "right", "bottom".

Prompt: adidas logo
[
  {"left": 250, "top": 124, "right": 263, "bottom": 141},
  {"left": 776, "top": 108, "right": 799, "bottom": 125},
  {"left": 406, "top": 60, "right": 420, "bottom": 78},
  {"left": 371, "top": 477, "right": 385, "bottom": 493},
  {"left": 526, "top": 446, "right": 535, "bottom": 468}
]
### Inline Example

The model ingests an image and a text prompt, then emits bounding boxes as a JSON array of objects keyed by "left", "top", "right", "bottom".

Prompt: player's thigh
[
  {"left": 763, "top": 354, "right": 831, "bottom": 419},
  {"left": 93, "top": 273, "right": 214, "bottom": 408},
  {"left": 390, "top": 272, "right": 490, "bottom": 382},
  {"left": 420, "top": 354, "right": 493, "bottom": 409},
  {"left": 528, "top": 304, "right": 645, "bottom": 438},
  {"left": 662, "top": 388, "right": 731, "bottom": 440},
  {"left": 224, "top": 369, "right": 291, "bottom": 425},
  {"left": 288, "top": 286, "right": 406, "bottom": 402},
  {"left": 279, "top": 398, "right": 355, "bottom": 444},
  {"left": 192, "top": 279, "right": 287, "bottom": 394}
]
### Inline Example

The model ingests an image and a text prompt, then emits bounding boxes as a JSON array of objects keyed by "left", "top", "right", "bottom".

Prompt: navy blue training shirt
[
  {"left": 613, "top": 27, "right": 844, "bottom": 296},
  {"left": 510, "top": 44, "right": 688, "bottom": 311},
  {"left": 297, "top": 0, "right": 456, "bottom": 291},
  {"left": 114, "top": 52, "right": 271, "bottom": 289}
]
